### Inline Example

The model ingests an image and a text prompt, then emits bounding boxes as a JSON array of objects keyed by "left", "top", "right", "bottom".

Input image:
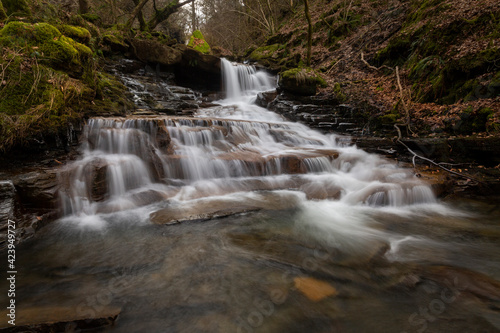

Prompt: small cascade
[
  {"left": 221, "top": 58, "right": 274, "bottom": 101},
  {"left": 59, "top": 59, "right": 437, "bottom": 223}
]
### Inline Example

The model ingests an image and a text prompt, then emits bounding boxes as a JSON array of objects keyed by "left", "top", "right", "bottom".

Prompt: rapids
[{"left": 2, "top": 59, "right": 499, "bottom": 332}]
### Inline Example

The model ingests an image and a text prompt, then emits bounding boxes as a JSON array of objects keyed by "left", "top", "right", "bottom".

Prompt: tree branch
[{"left": 395, "top": 137, "right": 484, "bottom": 184}]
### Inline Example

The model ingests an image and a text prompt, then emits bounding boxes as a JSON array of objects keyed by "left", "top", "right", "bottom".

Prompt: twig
[
  {"left": 395, "top": 66, "right": 415, "bottom": 136},
  {"left": 326, "top": 59, "right": 342, "bottom": 75},
  {"left": 360, "top": 52, "right": 394, "bottom": 72},
  {"left": 24, "top": 56, "right": 41, "bottom": 104},
  {"left": 321, "top": 16, "right": 334, "bottom": 31}
]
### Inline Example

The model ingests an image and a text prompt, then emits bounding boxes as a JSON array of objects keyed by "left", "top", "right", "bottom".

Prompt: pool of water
[{"left": 3, "top": 196, "right": 500, "bottom": 332}]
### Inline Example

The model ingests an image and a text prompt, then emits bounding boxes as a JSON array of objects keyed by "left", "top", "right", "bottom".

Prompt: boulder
[
  {"left": 172, "top": 44, "right": 221, "bottom": 91},
  {"left": 131, "top": 39, "right": 183, "bottom": 66},
  {"left": 278, "top": 67, "right": 326, "bottom": 96},
  {"left": 12, "top": 171, "right": 59, "bottom": 209},
  {"left": 256, "top": 90, "right": 278, "bottom": 108}
]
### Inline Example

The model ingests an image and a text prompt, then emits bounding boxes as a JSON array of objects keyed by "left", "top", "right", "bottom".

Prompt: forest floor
[{"left": 257, "top": 0, "right": 500, "bottom": 140}]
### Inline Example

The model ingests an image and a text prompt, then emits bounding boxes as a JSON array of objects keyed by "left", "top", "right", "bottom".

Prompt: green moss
[
  {"left": 58, "top": 25, "right": 91, "bottom": 44},
  {"left": 187, "top": 30, "right": 211, "bottom": 54},
  {"left": 102, "top": 28, "right": 128, "bottom": 49},
  {"left": 378, "top": 113, "right": 400, "bottom": 124},
  {"left": 454, "top": 106, "right": 494, "bottom": 134},
  {"left": 0, "top": 1, "right": 7, "bottom": 20},
  {"left": 249, "top": 44, "right": 282, "bottom": 61},
  {"left": 40, "top": 36, "right": 80, "bottom": 65},
  {"left": 2, "top": 0, "right": 31, "bottom": 16},
  {"left": 279, "top": 67, "right": 327, "bottom": 95},
  {"left": 69, "top": 15, "right": 101, "bottom": 38},
  {"left": 332, "top": 82, "right": 346, "bottom": 102},
  {"left": 81, "top": 13, "right": 101, "bottom": 24},
  {"left": 0, "top": 22, "right": 62, "bottom": 42}
]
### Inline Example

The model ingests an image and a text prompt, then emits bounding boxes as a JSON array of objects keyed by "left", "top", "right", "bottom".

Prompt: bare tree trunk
[
  {"left": 304, "top": 0, "right": 312, "bottom": 66},
  {"left": 191, "top": 0, "right": 197, "bottom": 31},
  {"left": 79, "top": 0, "right": 90, "bottom": 14},
  {"left": 126, "top": 0, "right": 149, "bottom": 29},
  {"left": 146, "top": 0, "right": 195, "bottom": 31},
  {"left": 132, "top": 0, "right": 147, "bottom": 30}
]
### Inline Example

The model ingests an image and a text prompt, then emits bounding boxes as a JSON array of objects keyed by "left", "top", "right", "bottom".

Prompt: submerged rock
[
  {"left": 293, "top": 276, "right": 338, "bottom": 302},
  {"left": 0, "top": 306, "right": 120, "bottom": 332},
  {"left": 150, "top": 191, "right": 303, "bottom": 224}
]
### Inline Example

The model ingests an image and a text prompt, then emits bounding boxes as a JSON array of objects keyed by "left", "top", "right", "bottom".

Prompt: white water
[{"left": 58, "top": 58, "right": 464, "bottom": 261}]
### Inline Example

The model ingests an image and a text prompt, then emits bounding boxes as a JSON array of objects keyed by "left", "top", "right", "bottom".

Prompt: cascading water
[
  {"left": 60, "top": 60, "right": 438, "bottom": 221},
  {"left": 10, "top": 59, "right": 500, "bottom": 333},
  {"left": 60, "top": 59, "right": 440, "bottom": 225}
]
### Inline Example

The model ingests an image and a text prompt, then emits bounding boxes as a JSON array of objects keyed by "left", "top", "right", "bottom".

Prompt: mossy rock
[
  {"left": 2, "top": 0, "right": 31, "bottom": 16},
  {"left": 69, "top": 15, "right": 101, "bottom": 38},
  {"left": 0, "top": 48, "right": 130, "bottom": 152},
  {"left": 249, "top": 44, "right": 283, "bottom": 62},
  {"left": 102, "top": 29, "right": 129, "bottom": 53},
  {"left": 453, "top": 107, "right": 495, "bottom": 135},
  {"left": 58, "top": 25, "right": 91, "bottom": 45},
  {"left": 81, "top": 13, "right": 101, "bottom": 24},
  {"left": 0, "top": 22, "right": 93, "bottom": 74},
  {"left": 0, "top": 21, "right": 61, "bottom": 43},
  {"left": 278, "top": 67, "right": 327, "bottom": 96},
  {"left": 187, "top": 30, "right": 210, "bottom": 54}
]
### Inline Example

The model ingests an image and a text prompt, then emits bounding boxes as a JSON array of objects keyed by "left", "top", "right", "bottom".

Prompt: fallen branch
[
  {"left": 394, "top": 66, "right": 415, "bottom": 136},
  {"left": 394, "top": 135, "right": 484, "bottom": 184},
  {"left": 360, "top": 52, "right": 394, "bottom": 72}
]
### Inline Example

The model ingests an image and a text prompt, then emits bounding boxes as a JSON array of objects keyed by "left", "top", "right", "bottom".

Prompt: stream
[{"left": 1, "top": 59, "right": 500, "bottom": 332}]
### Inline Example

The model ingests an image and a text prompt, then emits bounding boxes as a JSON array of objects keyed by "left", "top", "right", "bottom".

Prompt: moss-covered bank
[{"left": 0, "top": 21, "right": 132, "bottom": 152}]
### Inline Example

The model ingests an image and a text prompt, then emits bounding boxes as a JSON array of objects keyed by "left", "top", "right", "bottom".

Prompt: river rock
[
  {"left": 293, "top": 276, "right": 338, "bottom": 302},
  {"left": 256, "top": 89, "right": 278, "bottom": 108},
  {"left": 0, "top": 180, "right": 16, "bottom": 223},
  {"left": 420, "top": 265, "right": 500, "bottom": 302},
  {"left": 150, "top": 191, "right": 303, "bottom": 224},
  {"left": 12, "top": 171, "right": 59, "bottom": 209},
  {"left": 0, "top": 306, "right": 120, "bottom": 332}
]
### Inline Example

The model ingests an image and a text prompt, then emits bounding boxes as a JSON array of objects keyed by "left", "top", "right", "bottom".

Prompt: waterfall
[
  {"left": 221, "top": 58, "right": 274, "bottom": 101},
  {"left": 58, "top": 60, "right": 437, "bottom": 226}
]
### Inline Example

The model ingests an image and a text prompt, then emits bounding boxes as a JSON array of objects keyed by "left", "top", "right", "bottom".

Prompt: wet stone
[{"left": 0, "top": 306, "right": 120, "bottom": 332}]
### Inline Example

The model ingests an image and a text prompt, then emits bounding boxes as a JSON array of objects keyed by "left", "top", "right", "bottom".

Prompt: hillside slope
[{"left": 250, "top": 0, "right": 500, "bottom": 137}]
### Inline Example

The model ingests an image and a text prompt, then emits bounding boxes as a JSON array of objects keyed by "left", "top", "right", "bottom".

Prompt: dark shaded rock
[
  {"left": 256, "top": 89, "right": 278, "bottom": 108},
  {"left": 0, "top": 306, "right": 120, "bottom": 332},
  {"left": 88, "top": 160, "right": 108, "bottom": 202},
  {"left": 131, "top": 39, "right": 183, "bottom": 66},
  {"left": 172, "top": 44, "right": 221, "bottom": 91},
  {"left": 102, "top": 33, "right": 130, "bottom": 53},
  {"left": 12, "top": 171, "right": 59, "bottom": 209},
  {"left": 269, "top": 93, "right": 363, "bottom": 134},
  {"left": 0, "top": 180, "right": 16, "bottom": 223}
]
